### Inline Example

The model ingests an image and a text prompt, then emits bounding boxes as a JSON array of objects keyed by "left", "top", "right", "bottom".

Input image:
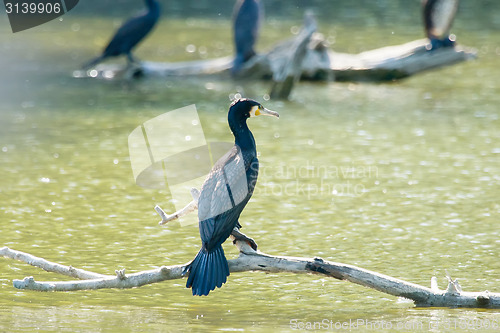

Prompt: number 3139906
[{"left": 5, "top": 2, "right": 62, "bottom": 14}]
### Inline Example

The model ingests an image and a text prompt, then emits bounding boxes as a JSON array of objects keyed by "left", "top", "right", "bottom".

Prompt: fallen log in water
[{"left": 74, "top": 15, "right": 476, "bottom": 98}]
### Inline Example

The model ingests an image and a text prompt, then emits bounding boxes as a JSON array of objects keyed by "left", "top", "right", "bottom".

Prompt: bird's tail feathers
[{"left": 186, "top": 245, "right": 229, "bottom": 296}]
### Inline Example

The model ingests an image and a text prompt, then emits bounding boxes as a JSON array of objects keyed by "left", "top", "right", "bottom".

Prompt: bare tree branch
[
  {"left": 156, "top": 199, "right": 196, "bottom": 225},
  {"left": 268, "top": 11, "right": 317, "bottom": 99},
  {"left": 0, "top": 246, "right": 105, "bottom": 280},
  {"left": 1, "top": 244, "right": 498, "bottom": 308}
]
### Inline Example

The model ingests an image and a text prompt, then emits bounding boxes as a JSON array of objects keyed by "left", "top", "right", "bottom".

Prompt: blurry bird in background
[
  {"left": 422, "top": 0, "right": 459, "bottom": 50},
  {"left": 232, "top": 0, "right": 263, "bottom": 74},
  {"left": 83, "top": 0, "right": 161, "bottom": 69}
]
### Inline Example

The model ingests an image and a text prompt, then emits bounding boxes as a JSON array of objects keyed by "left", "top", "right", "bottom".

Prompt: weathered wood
[
  {"left": 156, "top": 188, "right": 199, "bottom": 225},
  {"left": 74, "top": 19, "right": 476, "bottom": 87},
  {"left": 1, "top": 245, "right": 498, "bottom": 308},
  {"left": 330, "top": 39, "right": 476, "bottom": 81},
  {"left": 73, "top": 56, "right": 233, "bottom": 80},
  {"left": 141, "top": 56, "right": 234, "bottom": 77},
  {"left": 0, "top": 246, "right": 105, "bottom": 280}
]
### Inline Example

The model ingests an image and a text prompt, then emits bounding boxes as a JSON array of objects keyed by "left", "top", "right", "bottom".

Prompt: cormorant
[
  {"left": 232, "top": 0, "right": 263, "bottom": 74},
  {"left": 186, "top": 98, "right": 279, "bottom": 296},
  {"left": 83, "top": 0, "right": 161, "bottom": 69},
  {"left": 422, "top": 0, "right": 459, "bottom": 50}
]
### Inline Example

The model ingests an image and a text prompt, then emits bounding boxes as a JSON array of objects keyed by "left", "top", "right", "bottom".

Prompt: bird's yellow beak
[{"left": 250, "top": 105, "right": 279, "bottom": 118}]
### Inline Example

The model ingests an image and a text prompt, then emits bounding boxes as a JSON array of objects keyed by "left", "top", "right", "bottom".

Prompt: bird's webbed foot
[
  {"left": 182, "top": 258, "right": 195, "bottom": 276},
  {"left": 231, "top": 227, "right": 257, "bottom": 251}
]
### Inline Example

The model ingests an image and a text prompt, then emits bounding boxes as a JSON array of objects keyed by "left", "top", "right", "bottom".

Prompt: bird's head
[
  {"left": 228, "top": 98, "right": 279, "bottom": 126},
  {"left": 228, "top": 98, "right": 278, "bottom": 148}
]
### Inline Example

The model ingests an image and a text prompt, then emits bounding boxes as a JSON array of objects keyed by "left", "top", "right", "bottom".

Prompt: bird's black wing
[{"left": 197, "top": 145, "right": 250, "bottom": 250}]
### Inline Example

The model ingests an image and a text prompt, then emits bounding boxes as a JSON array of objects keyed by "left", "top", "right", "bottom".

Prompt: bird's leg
[
  {"left": 126, "top": 52, "right": 139, "bottom": 65},
  {"left": 231, "top": 226, "right": 257, "bottom": 251},
  {"left": 125, "top": 53, "right": 144, "bottom": 78}
]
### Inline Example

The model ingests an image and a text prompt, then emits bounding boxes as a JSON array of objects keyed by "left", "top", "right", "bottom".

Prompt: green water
[{"left": 1, "top": 4, "right": 500, "bottom": 332}]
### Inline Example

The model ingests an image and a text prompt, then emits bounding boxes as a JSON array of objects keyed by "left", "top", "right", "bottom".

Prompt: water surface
[{"left": 1, "top": 2, "right": 500, "bottom": 332}]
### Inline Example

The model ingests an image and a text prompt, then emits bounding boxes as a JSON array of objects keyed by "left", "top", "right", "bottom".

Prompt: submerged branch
[{"left": 1, "top": 244, "right": 498, "bottom": 308}]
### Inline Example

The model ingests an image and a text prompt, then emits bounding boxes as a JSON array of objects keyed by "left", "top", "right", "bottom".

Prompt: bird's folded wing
[{"left": 198, "top": 146, "right": 248, "bottom": 222}]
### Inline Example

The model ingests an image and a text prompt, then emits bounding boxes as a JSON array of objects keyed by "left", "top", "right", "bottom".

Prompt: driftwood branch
[
  {"left": 236, "top": 35, "right": 476, "bottom": 84},
  {"left": 78, "top": 34, "right": 475, "bottom": 84},
  {"left": 268, "top": 11, "right": 317, "bottom": 99},
  {"left": 1, "top": 244, "right": 498, "bottom": 308},
  {"left": 330, "top": 39, "right": 476, "bottom": 81},
  {"left": 75, "top": 14, "right": 476, "bottom": 98},
  {"left": 156, "top": 188, "right": 200, "bottom": 225},
  {"left": 0, "top": 246, "right": 105, "bottom": 280}
]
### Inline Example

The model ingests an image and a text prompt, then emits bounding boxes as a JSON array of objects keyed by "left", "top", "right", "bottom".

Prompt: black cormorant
[
  {"left": 232, "top": 0, "right": 262, "bottom": 74},
  {"left": 186, "top": 98, "right": 279, "bottom": 296},
  {"left": 422, "top": 0, "right": 459, "bottom": 50},
  {"left": 83, "top": 0, "right": 161, "bottom": 69}
]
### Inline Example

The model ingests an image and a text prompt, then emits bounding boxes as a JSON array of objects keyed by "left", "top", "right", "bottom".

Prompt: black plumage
[
  {"left": 423, "top": 0, "right": 459, "bottom": 50},
  {"left": 186, "top": 98, "right": 279, "bottom": 296},
  {"left": 83, "top": 0, "right": 161, "bottom": 69},
  {"left": 232, "top": 0, "right": 262, "bottom": 74}
]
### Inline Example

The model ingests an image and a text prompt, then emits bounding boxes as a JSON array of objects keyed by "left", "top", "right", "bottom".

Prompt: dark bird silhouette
[
  {"left": 422, "top": 0, "right": 459, "bottom": 50},
  {"left": 83, "top": 0, "right": 161, "bottom": 69},
  {"left": 232, "top": 0, "right": 262, "bottom": 74},
  {"left": 186, "top": 99, "right": 279, "bottom": 296}
]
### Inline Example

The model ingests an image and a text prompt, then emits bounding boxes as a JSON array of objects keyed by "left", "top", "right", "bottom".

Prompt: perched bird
[
  {"left": 83, "top": 0, "right": 161, "bottom": 69},
  {"left": 232, "top": 0, "right": 263, "bottom": 74},
  {"left": 186, "top": 99, "right": 279, "bottom": 296},
  {"left": 422, "top": 0, "right": 459, "bottom": 50}
]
